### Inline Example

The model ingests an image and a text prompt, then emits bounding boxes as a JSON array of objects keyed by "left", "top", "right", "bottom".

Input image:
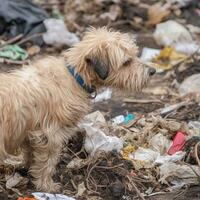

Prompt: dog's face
[{"left": 66, "top": 27, "right": 155, "bottom": 92}]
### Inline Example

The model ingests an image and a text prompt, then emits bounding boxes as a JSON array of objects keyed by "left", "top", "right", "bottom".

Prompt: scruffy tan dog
[{"left": 0, "top": 27, "right": 155, "bottom": 192}]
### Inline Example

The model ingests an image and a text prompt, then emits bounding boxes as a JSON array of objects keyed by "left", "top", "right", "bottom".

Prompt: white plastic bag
[
  {"left": 149, "top": 133, "right": 171, "bottom": 154},
  {"left": 179, "top": 73, "right": 200, "bottom": 95},
  {"left": 79, "top": 111, "right": 123, "bottom": 156},
  {"left": 93, "top": 88, "right": 112, "bottom": 102},
  {"left": 159, "top": 162, "right": 200, "bottom": 185},
  {"left": 188, "top": 121, "right": 200, "bottom": 129},
  {"left": 155, "top": 151, "right": 185, "bottom": 165},
  {"left": 140, "top": 47, "right": 160, "bottom": 62},
  {"left": 43, "top": 18, "right": 79, "bottom": 46},
  {"left": 82, "top": 122, "right": 123, "bottom": 155},
  {"left": 133, "top": 147, "right": 160, "bottom": 163},
  {"left": 153, "top": 20, "right": 193, "bottom": 47},
  {"left": 32, "top": 192, "right": 76, "bottom": 200}
]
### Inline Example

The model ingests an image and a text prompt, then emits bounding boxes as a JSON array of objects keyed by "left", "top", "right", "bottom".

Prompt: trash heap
[
  {"left": 0, "top": 0, "right": 200, "bottom": 200},
  {"left": 2, "top": 103, "right": 200, "bottom": 199}
]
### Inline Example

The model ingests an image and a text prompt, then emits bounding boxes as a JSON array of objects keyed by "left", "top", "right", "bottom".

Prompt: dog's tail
[{"left": 0, "top": 135, "right": 23, "bottom": 166}]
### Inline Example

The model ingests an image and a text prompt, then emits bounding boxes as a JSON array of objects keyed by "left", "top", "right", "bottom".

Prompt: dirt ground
[{"left": 0, "top": 0, "right": 200, "bottom": 200}]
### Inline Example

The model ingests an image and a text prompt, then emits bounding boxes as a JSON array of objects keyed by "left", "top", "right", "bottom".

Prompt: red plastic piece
[{"left": 167, "top": 132, "right": 186, "bottom": 155}]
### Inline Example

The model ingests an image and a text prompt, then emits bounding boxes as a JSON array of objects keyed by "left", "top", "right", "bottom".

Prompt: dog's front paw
[{"left": 49, "top": 182, "right": 62, "bottom": 193}]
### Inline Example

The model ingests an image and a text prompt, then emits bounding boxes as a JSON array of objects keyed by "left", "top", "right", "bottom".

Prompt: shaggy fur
[{"left": 0, "top": 27, "right": 154, "bottom": 192}]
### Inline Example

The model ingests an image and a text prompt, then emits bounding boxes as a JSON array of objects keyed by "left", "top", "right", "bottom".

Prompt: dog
[{"left": 0, "top": 27, "right": 155, "bottom": 192}]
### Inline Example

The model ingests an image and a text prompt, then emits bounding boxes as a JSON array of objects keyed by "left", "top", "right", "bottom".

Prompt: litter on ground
[{"left": 0, "top": 0, "right": 200, "bottom": 200}]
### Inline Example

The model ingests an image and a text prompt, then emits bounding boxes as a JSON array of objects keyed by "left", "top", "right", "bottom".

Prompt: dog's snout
[{"left": 148, "top": 67, "right": 156, "bottom": 76}]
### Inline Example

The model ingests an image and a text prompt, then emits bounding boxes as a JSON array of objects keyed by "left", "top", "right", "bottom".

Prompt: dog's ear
[{"left": 85, "top": 57, "right": 109, "bottom": 80}]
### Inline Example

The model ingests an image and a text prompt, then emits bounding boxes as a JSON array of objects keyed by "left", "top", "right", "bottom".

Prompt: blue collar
[{"left": 67, "top": 66, "right": 96, "bottom": 95}]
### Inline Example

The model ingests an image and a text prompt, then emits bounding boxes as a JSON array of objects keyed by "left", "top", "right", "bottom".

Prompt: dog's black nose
[{"left": 148, "top": 67, "right": 156, "bottom": 76}]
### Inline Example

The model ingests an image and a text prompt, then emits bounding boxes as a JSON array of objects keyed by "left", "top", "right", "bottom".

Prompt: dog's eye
[{"left": 123, "top": 59, "right": 132, "bottom": 67}]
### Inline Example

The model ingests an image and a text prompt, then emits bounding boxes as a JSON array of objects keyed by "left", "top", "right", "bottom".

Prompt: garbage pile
[
  {"left": 1, "top": 103, "right": 200, "bottom": 199},
  {"left": 0, "top": 0, "right": 200, "bottom": 200}
]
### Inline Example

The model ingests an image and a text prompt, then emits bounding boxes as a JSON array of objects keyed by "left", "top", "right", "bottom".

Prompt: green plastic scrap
[{"left": 0, "top": 45, "right": 28, "bottom": 60}]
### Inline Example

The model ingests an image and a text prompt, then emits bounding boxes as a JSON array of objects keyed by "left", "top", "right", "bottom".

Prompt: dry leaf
[
  {"left": 75, "top": 182, "right": 86, "bottom": 198},
  {"left": 27, "top": 45, "right": 40, "bottom": 56},
  {"left": 146, "top": 3, "right": 170, "bottom": 26},
  {"left": 6, "top": 173, "right": 28, "bottom": 189},
  {"left": 152, "top": 47, "right": 187, "bottom": 70}
]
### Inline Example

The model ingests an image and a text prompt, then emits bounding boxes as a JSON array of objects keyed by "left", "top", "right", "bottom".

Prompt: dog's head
[{"left": 65, "top": 27, "right": 155, "bottom": 92}]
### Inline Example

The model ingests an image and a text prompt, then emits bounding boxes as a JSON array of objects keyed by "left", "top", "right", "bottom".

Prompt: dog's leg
[
  {"left": 28, "top": 127, "right": 66, "bottom": 192},
  {"left": 21, "top": 139, "right": 33, "bottom": 168}
]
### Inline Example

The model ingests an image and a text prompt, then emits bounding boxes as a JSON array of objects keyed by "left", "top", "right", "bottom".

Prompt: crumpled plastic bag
[
  {"left": 179, "top": 73, "right": 200, "bottom": 95},
  {"left": 153, "top": 20, "right": 193, "bottom": 47},
  {"left": 153, "top": 20, "right": 200, "bottom": 55},
  {"left": 159, "top": 162, "right": 200, "bottom": 185},
  {"left": 43, "top": 18, "right": 79, "bottom": 47},
  {"left": 82, "top": 110, "right": 106, "bottom": 127},
  {"left": 133, "top": 147, "right": 160, "bottom": 163},
  {"left": 81, "top": 122, "right": 123, "bottom": 156},
  {"left": 32, "top": 193, "right": 75, "bottom": 200},
  {"left": 149, "top": 133, "right": 171, "bottom": 154},
  {"left": 140, "top": 47, "right": 160, "bottom": 62},
  {"left": 0, "top": 45, "right": 28, "bottom": 60},
  {"left": 133, "top": 148, "right": 185, "bottom": 165},
  {"left": 132, "top": 133, "right": 185, "bottom": 166},
  {"left": 155, "top": 151, "right": 186, "bottom": 165},
  {"left": 188, "top": 121, "right": 200, "bottom": 130},
  {"left": 0, "top": 0, "right": 48, "bottom": 45},
  {"left": 93, "top": 88, "right": 112, "bottom": 103},
  {"left": 174, "top": 42, "right": 200, "bottom": 55},
  {"left": 6, "top": 173, "right": 28, "bottom": 189},
  {"left": 79, "top": 111, "right": 123, "bottom": 156}
]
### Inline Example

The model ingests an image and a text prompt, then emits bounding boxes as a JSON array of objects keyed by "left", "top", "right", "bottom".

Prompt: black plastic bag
[{"left": 0, "top": 0, "right": 49, "bottom": 45}]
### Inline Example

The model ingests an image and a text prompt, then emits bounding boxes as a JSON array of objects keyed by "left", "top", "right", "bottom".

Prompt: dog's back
[{"left": 0, "top": 57, "right": 89, "bottom": 166}]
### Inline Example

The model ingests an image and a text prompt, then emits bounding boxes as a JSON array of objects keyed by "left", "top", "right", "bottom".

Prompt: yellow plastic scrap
[
  {"left": 121, "top": 145, "right": 135, "bottom": 160},
  {"left": 152, "top": 46, "right": 187, "bottom": 70}
]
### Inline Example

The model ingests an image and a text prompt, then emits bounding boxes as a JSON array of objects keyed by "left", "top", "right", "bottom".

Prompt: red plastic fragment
[{"left": 167, "top": 132, "right": 186, "bottom": 155}]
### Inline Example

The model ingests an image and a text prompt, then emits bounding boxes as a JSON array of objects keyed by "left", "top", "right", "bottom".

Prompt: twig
[
  {"left": 174, "top": 188, "right": 188, "bottom": 200},
  {"left": 95, "top": 163, "right": 124, "bottom": 170},
  {"left": 184, "top": 163, "right": 200, "bottom": 181},
  {"left": 123, "top": 98, "right": 163, "bottom": 104},
  {"left": 126, "top": 175, "right": 145, "bottom": 200},
  {"left": 70, "top": 179, "right": 77, "bottom": 190},
  {"left": 66, "top": 146, "right": 81, "bottom": 159},
  {"left": 0, "top": 34, "right": 23, "bottom": 51},
  {"left": 17, "top": 33, "right": 44, "bottom": 45},
  {"left": 195, "top": 141, "right": 200, "bottom": 167},
  {"left": 173, "top": 47, "right": 200, "bottom": 72},
  {"left": 89, "top": 176, "right": 98, "bottom": 191},
  {"left": 144, "top": 191, "right": 166, "bottom": 197},
  {"left": 86, "top": 160, "right": 101, "bottom": 194}
]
